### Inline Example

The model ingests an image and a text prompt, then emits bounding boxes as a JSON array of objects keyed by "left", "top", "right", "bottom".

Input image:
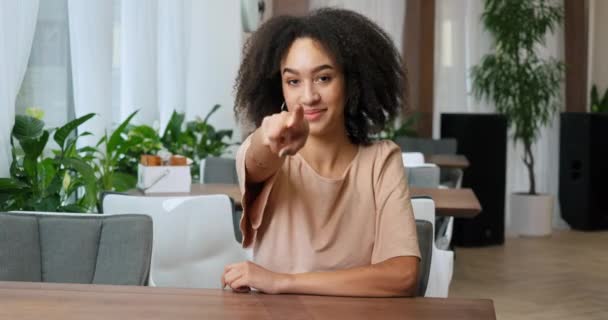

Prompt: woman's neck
[{"left": 298, "top": 130, "right": 358, "bottom": 179}]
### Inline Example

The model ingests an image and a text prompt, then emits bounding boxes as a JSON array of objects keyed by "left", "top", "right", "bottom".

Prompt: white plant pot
[{"left": 511, "top": 193, "right": 554, "bottom": 236}]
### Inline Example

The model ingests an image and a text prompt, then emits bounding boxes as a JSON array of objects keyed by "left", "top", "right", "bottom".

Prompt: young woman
[{"left": 222, "top": 8, "right": 420, "bottom": 297}]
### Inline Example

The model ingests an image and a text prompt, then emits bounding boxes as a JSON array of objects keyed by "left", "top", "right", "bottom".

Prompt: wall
[{"left": 590, "top": 0, "right": 608, "bottom": 94}]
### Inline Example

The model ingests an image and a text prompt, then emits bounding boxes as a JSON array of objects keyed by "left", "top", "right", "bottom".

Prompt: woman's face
[{"left": 280, "top": 37, "right": 347, "bottom": 139}]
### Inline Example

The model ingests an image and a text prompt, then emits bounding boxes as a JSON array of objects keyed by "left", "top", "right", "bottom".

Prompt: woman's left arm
[{"left": 221, "top": 256, "right": 419, "bottom": 297}]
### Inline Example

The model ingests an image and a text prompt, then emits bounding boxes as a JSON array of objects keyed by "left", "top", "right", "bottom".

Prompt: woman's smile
[{"left": 303, "top": 108, "right": 327, "bottom": 121}]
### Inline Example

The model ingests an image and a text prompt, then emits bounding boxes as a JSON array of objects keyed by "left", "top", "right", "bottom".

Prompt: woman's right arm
[{"left": 245, "top": 105, "right": 308, "bottom": 184}]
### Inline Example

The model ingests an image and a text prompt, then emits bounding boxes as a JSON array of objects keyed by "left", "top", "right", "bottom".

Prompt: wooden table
[
  {"left": 425, "top": 154, "right": 470, "bottom": 169},
  {"left": 129, "top": 184, "right": 482, "bottom": 219},
  {"left": 411, "top": 188, "right": 482, "bottom": 219},
  {"left": 0, "top": 281, "right": 496, "bottom": 320}
]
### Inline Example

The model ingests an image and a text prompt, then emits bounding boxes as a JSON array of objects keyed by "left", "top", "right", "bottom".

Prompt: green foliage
[
  {"left": 117, "top": 124, "right": 163, "bottom": 176},
  {"left": 81, "top": 111, "right": 140, "bottom": 207},
  {"left": 0, "top": 114, "right": 98, "bottom": 212},
  {"left": 160, "top": 105, "right": 234, "bottom": 179},
  {"left": 378, "top": 113, "right": 420, "bottom": 141},
  {"left": 471, "top": 0, "right": 564, "bottom": 195},
  {"left": 1, "top": 105, "right": 233, "bottom": 212},
  {"left": 590, "top": 85, "right": 608, "bottom": 112}
]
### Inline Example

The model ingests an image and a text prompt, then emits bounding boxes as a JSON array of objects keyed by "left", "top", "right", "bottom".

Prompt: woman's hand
[
  {"left": 260, "top": 104, "right": 309, "bottom": 157},
  {"left": 221, "top": 261, "right": 289, "bottom": 294}
]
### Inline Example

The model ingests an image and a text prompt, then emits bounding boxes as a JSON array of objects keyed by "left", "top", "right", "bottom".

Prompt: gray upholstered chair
[
  {"left": 415, "top": 219, "right": 433, "bottom": 296},
  {"left": 411, "top": 197, "right": 453, "bottom": 297},
  {"left": 200, "top": 157, "right": 238, "bottom": 184},
  {"left": 0, "top": 212, "right": 152, "bottom": 285},
  {"left": 406, "top": 166, "right": 440, "bottom": 189},
  {"left": 395, "top": 137, "right": 457, "bottom": 155},
  {"left": 395, "top": 137, "right": 462, "bottom": 188}
]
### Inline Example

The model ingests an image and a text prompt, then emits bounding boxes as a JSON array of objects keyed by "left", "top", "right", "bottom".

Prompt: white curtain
[
  {"left": 68, "top": 0, "right": 113, "bottom": 147},
  {"left": 185, "top": 1, "right": 242, "bottom": 138},
  {"left": 157, "top": 0, "right": 187, "bottom": 132},
  {"left": 433, "top": 0, "right": 567, "bottom": 231},
  {"left": 66, "top": 0, "right": 243, "bottom": 140},
  {"left": 0, "top": 0, "right": 39, "bottom": 177},
  {"left": 309, "top": 0, "right": 406, "bottom": 55},
  {"left": 120, "top": 0, "right": 159, "bottom": 126}
]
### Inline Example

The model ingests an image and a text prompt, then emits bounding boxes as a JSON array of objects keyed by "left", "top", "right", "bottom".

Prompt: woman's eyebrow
[{"left": 282, "top": 64, "right": 334, "bottom": 75}]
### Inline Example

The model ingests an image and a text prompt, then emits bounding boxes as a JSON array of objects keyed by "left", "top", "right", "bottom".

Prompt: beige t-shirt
[{"left": 236, "top": 136, "right": 420, "bottom": 274}]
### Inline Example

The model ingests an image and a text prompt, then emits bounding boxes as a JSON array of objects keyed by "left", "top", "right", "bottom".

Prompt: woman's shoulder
[
  {"left": 359, "top": 139, "right": 402, "bottom": 161},
  {"left": 356, "top": 139, "right": 405, "bottom": 184}
]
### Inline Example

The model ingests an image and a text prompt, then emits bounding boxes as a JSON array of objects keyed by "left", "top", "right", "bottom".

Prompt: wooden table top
[
  {"left": 425, "top": 154, "right": 470, "bottom": 169},
  {"left": 411, "top": 188, "right": 482, "bottom": 219},
  {"left": 0, "top": 281, "right": 496, "bottom": 320},
  {"left": 129, "top": 184, "right": 482, "bottom": 218}
]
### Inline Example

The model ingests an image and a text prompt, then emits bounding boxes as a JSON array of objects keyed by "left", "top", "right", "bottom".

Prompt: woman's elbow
[
  {"left": 391, "top": 265, "right": 418, "bottom": 297},
  {"left": 382, "top": 257, "right": 419, "bottom": 297}
]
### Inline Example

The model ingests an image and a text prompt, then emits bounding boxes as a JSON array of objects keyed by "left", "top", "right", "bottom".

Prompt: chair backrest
[
  {"left": 415, "top": 219, "right": 433, "bottom": 296},
  {"left": 0, "top": 212, "right": 152, "bottom": 285},
  {"left": 401, "top": 152, "right": 426, "bottom": 167},
  {"left": 101, "top": 194, "right": 250, "bottom": 289},
  {"left": 406, "top": 166, "right": 440, "bottom": 188},
  {"left": 396, "top": 137, "right": 457, "bottom": 155},
  {"left": 410, "top": 197, "right": 454, "bottom": 297},
  {"left": 200, "top": 157, "right": 238, "bottom": 184}
]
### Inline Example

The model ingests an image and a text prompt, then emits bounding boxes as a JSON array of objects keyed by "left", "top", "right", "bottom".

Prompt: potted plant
[
  {"left": 590, "top": 85, "right": 608, "bottom": 113},
  {"left": 0, "top": 112, "right": 98, "bottom": 212},
  {"left": 471, "top": 0, "right": 565, "bottom": 236},
  {"left": 161, "top": 105, "right": 235, "bottom": 180}
]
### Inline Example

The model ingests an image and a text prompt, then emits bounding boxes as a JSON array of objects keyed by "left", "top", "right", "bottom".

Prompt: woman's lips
[{"left": 303, "top": 108, "right": 326, "bottom": 121}]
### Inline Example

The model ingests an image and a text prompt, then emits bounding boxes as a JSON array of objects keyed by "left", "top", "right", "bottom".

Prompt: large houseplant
[
  {"left": 471, "top": 0, "right": 565, "bottom": 236},
  {"left": 161, "top": 104, "right": 234, "bottom": 180},
  {"left": 0, "top": 113, "right": 98, "bottom": 212}
]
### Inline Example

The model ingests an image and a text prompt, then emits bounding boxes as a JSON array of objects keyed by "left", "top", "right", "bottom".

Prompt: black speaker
[
  {"left": 559, "top": 113, "right": 608, "bottom": 230},
  {"left": 441, "top": 113, "right": 507, "bottom": 246}
]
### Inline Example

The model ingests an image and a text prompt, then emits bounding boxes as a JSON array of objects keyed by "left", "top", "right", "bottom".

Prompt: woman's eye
[
  {"left": 316, "top": 76, "right": 332, "bottom": 83},
  {"left": 287, "top": 79, "right": 299, "bottom": 86}
]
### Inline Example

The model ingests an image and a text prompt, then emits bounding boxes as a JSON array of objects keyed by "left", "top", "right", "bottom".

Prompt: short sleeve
[
  {"left": 371, "top": 141, "right": 421, "bottom": 263},
  {"left": 236, "top": 134, "right": 279, "bottom": 248}
]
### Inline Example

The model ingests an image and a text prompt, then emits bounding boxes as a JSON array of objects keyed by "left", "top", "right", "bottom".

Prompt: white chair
[
  {"left": 411, "top": 197, "right": 454, "bottom": 298},
  {"left": 102, "top": 194, "right": 251, "bottom": 289},
  {"left": 403, "top": 152, "right": 454, "bottom": 252},
  {"left": 402, "top": 152, "right": 425, "bottom": 167}
]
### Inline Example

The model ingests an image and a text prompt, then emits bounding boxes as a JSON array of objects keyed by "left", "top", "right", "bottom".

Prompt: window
[{"left": 16, "top": 0, "right": 73, "bottom": 128}]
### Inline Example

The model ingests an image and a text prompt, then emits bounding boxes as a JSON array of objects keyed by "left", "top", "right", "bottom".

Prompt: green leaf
[
  {"left": 38, "top": 158, "right": 56, "bottom": 192},
  {"left": 53, "top": 113, "right": 95, "bottom": 151},
  {"left": 108, "top": 110, "right": 138, "bottom": 153},
  {"left": 62, "top": 158, "right": 96, "bottom": 184},
  {"left": 203, "top": 104, "right": 221, "bottom": 124},
  {"left": 591, "top": 85, "right": 599, "bottom": 107},
  {"left": 57, "top": 204, "right": 87, "bottom": 213},
  {"left": 13, "top": 115, "right": 44, "bottom": 141},
  {"left": 78, "top": 146, "right": 99, "bottom": 154},
  {"left": 20, "top": 130, "right": 49, "bottom": 161},
  {"left": 32, "top": 196, "right": 61, "bottom": 212},
  {"left": 131, "top": 124, "right": 158, "bottom": 138},
  {"left": 601, "top": 87, "right": 608, "bottom": 110},
  {"left": 23, "top": 157, "right": 37, "bottom": 184},
  {"left": 0, "top": 178, "right": 28, "bottom": 191},
  {"left": 110, "top": 172, "right": 137, "bottom": 192},
  {"left": 162, "top": 110, "right": 185, "bottom": 144}
]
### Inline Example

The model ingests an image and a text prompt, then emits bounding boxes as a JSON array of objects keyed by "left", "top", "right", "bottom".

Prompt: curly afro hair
[{"left": 234, "top": 8, "right": 407, "bottom": 145}]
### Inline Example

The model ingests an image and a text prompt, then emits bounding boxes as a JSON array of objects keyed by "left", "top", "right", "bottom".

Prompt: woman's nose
[{"left": 299, "top": 83, "right": 321, "bottom": 105}]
